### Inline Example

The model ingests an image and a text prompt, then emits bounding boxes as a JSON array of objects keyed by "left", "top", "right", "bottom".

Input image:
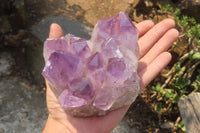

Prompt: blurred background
[{"left": 0, "top": 0, "right": 199, "bottom": 132}]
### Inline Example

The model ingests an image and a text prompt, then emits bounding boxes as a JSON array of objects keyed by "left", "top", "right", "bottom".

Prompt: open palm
[{"left": 43, "top": 19, "right": 179, "bottom": 133}]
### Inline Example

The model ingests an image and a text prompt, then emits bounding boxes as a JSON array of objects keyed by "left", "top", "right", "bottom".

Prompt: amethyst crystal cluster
[{"left": 42, "top": 12, "right": 140, "bottom": 116}]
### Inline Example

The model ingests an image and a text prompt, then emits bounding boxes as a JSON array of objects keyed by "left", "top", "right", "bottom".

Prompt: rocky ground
[
  {"left": 0, "top": 50, "right": 48, "bottom": 132},
  {"left": 0, "top": 0, "right": 199, "bottom": 132}
]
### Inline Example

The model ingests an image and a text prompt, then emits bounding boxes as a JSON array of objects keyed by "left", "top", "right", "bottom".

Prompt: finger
[
  {"left": 135, "top": 20, "right": 154, "bottom": 37},
  {"left": 45, "top": 80, "right": 59, "bottom": 107},
  {"left": 45, "top": 80, "right": 67, "bottom": 118},
  {"left": 49, "top": 23, "right": 64, "bottom": 38},
  {"left": 138, "top": 52, "right": 172, "bottom": 89},
  {"left": 139, "top": 19, "right": 175, "bottom": 58},
  {"left": 46, "top": 80, "right": 56, "bottom": 100},
  {"left": 138, "top": 28, "right": 179, "bottom": 71}
]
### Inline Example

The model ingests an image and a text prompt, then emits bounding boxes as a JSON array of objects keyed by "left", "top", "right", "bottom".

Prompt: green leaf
[
  {"left": 175, "top": 64, "right": 181, "bottom": 72},
  {"left": 174, "top": 8, "right": 181, "bottom": 16},
  {"left": 160, "top": 89, "right": 165, "bottom": 96},
  {"left": 152, "top": 83, "right": 161, "bottom": 92},
  {"left": 156, "top": 104, "right": 162, "bottom": 112},
  {"left": 180, "top": 20, "right": 188, "bottom": 29},
  {"left": 197, "top": 39, "right": 200, "bottom": 46},
  {"left": 182, "top": 126, "right": 186, "bottom": 132},
  {"left": 196, "top": 24, "right": 200, "bottom": 38},
  {"left": 197, "top": 75, "right": 200, "bottom": 81},
  {"left": 192, "top": 52, "right": 200, "bottom": 60},
  {"left": 161, "top": 4, "right": 174, "bottom": 12},
  {"left": 180, "top": 94, "right": 186, "bottom": 99},
  {"left": 174, "top": 16, "right": 179, "bottom": 24},
  {"left": 169, "top": 94, "right": 179, "bottom": 103},
  {"left": 173, "top": 77, "right": 191, "bottom": 89},
  {"left": 197, "top": 69, "right": 200, "bottom": 73},
  {"left": 165, "top": 90, "right": 174, "bottom": 99},
  {"left": 182, "top": 15, "right": 188, "bottom": 21},
  {"left": 188, "top": 54, "right": 193, "bottom": 60},
  {"left": 192, "top": 75, "right": 200, "bottom": 90},
  {"left": 190, "top": 26, "right": 197, "bottom": 36},
  {"left": 192, "top": 82, "right": 199, "bottom": 90},
  {"left": 189, "top": 17, "right": 196, "bottom": 24},
  {"left": 178, "top": 121, "right": 186, "bottom": 131}
]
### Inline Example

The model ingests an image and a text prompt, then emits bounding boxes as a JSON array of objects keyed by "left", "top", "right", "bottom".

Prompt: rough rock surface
[
  {"left": 0, "top": 52, "right": 14, "bottom": 76},
  {"left": 0, "top": 52, "right": 47, "bottom": 133},
  {"left": 0, "top": 80, "right": 47, "bottom": 133}
]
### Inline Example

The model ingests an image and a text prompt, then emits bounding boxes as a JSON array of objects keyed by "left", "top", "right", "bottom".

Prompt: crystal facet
[
  {"left": 107, "top": 57, "right": 126, "bottom": 77},
  {"left": 42, "top": 12, "right": 140, "bottom": 116}
]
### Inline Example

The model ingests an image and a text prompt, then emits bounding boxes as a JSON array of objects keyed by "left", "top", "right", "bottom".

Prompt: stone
[
  {"left": 161, "top": 121, "right": 174, "bottom": 129},
  {"left": 42, "top": 12, "right": 140, "bottom": 116},
  {"left": 0, "top": 16, "right": 11, "bottom": 34},
  {"left": 111, "top": 119, "right": 140, "bottom": 133},
  {"left": 4, "top": 30, "right": 26, "bottom": 47},
  {"left": 0, "top": 79, "right": 47, "bottom": 133},
  {"left": 178, "top": 92, "right": 200, "bottom": 132},
  {"left": 0, "top": 52, "right": 14, "bottom": 76}
]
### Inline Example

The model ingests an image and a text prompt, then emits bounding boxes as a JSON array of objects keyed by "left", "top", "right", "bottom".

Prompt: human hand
[{"left": 43, "top": 19, "right": 179, "bottom": 133}]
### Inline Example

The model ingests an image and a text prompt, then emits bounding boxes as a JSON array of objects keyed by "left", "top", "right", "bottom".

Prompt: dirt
[{"left": 66, "top": 0, "right": 136, "bottom": 25}]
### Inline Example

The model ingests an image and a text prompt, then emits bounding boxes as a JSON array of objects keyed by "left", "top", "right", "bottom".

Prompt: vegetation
[{"left": 151, "top": 4, "right": 200, "bottom": 131}]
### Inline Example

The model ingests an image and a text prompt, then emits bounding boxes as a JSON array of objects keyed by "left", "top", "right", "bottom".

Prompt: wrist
[{"left": 43, "top": 115, "right": 75, "bottom": 133}]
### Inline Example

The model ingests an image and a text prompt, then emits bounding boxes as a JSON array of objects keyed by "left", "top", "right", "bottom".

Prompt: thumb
[{"left": 49, "top": 23, "right": 64, "bottom": 38}]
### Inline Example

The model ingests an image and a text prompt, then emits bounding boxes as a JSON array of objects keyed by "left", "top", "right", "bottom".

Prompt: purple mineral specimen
[{"left": 42, "top": 12, "right": 140, "bottom": 116}]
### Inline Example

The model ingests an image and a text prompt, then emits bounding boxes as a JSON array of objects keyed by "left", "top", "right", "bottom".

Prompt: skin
[{"left": 43, "top": 19, "right": 179, "bottom": 133}]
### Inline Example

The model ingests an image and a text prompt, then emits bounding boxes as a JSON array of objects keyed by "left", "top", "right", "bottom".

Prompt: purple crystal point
[
  {"left": 42, "top": 52, "right": 79, "bottom": 92},
  {"left": 70, "top": 38, "right": 90, "bottom": 56},
  {"left": 88, "top": 52, "right": 103, "bottom": 70},
  {"left": 59, "top": 89, "right": 88, "bottom": 108},
  {"left": 43, "top": 38, "right": 68, "bottom": 62},
  {"left": 93, "top": 90, "right": 113, "bottom": 111},
  {"left": 95, "top": 17, "right": 113, "bottom": 40},
  {"left": 42, "top": 12, "right": 140, "bottom": 117},
  {"left": 116, "top": 12, "right": 136, "bottom": 28},
  {"left": 69, "top": 78, "right": 94, "bottom": 100},
  {"left": 107, "top": 57, "right": 126, "bottom": 77}
]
